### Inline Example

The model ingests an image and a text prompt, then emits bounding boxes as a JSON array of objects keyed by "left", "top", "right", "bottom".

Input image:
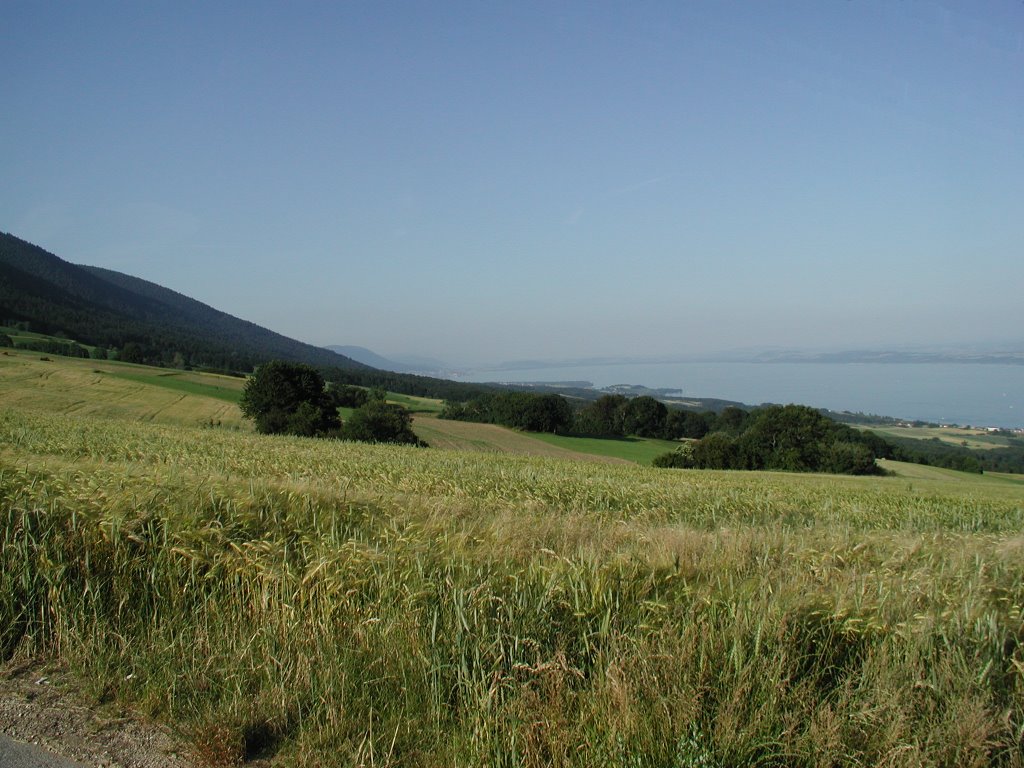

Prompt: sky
[{"left": 3, "top": 1, "right": 1023, "bottom": 366}]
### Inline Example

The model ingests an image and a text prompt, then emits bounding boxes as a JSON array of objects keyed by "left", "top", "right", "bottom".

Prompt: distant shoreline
[
  {"left": 458, "top": 360, "right": 1024, "bottom": 431},
  {"left": 473, "top": 352, "right": 1024, "bottom": 374}
]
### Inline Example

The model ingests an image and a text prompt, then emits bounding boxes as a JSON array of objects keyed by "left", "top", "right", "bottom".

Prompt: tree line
[
  {"left": 320, "top": 367, "right": 497, "bottom": 403},
  {"left": 440, "top": 391, "right": 1023, "bottom": 476},
  {"left": 442, "top": 392, "right": 753, "bottom": 441},
  {"left": 440, "top": 392, "right": 574, "bottom": 433},
  {"left": 880, "top": 435, "right": 1024, "bottom": 474}
]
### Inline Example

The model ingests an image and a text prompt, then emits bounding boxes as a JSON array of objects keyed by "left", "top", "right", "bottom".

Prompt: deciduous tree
[{"left": 240, "top": 360, "right": 340, "bottom": 436}]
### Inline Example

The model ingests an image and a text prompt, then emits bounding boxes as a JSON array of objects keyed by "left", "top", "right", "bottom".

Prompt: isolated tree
[
  {"left": 240, "top": 360, "right": 340, "bottom": 436},
  {"left": 0, "top": 333, "right": 13, "bottom": 348}
]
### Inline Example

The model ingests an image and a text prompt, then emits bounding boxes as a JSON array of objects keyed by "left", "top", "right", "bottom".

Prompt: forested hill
[{"left": 0, "top": 231, "right": 367, "bottom": 372}]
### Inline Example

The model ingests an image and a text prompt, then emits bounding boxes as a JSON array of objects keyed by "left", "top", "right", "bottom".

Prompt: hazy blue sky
[{"left": 3, "top": 1, "right": 1022, "bottom": 364}]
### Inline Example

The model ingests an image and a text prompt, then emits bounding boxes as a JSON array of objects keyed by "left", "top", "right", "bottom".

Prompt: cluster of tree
[
  {"left": 574, "top": 394, "right": 668, "bottom": 437},
  {"left": 573, "top": 395, "right": 755, "bottom": 440},
  {"left": 440, "top": 392, "right": 574, "bottom": 433},
  {"left": 882, "top": 436, "right": 989, "bottom": 474},
  {"left": 13, "top": 339, "right": 93, "bottom": 358},
  {"left": 653, "top": 405, "right": 885, "bottom": 475},
  {"left": 239, "top": 361, "right": 423, "bottom": 446},
  {"left": 972, "top": 446, "right": 1024, "bottom": 474},
  {"left": 439, "top": 387, "right": 1023, "bottom": 477},
  {"left": 441, "top": 392, "right": 756, "bottom": 439},
  {"left": 674, "top": 418, "right": 1024, "bottom": 476},
  {"left": 827, "top": 431, "right": 1024, "bottom": 475}
]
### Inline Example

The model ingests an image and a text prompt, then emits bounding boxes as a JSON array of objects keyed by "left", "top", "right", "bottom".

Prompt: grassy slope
[
  {"left": 103, "top": 369, "right": 244, "bottom": 404},
  {"left": 385, "top": 392, "right": 444, "bottom": 415},
  {"left": 392, "top": 392, "right": 677, "bottom": 465},
  {"left": 527, "top": 432, "right": 681, "bottom": 466},
  {"left": 0, "top": 352, "right": 629, "bottom": 463},
  {"left": 0, "top": 347, "right": 247, "bottom": 428},
  {"left": 879, "top": 458, "right": 1024, "bottom": 488},
  {"left": 411, "top": 415, "right": 628, "bottom": 464}
]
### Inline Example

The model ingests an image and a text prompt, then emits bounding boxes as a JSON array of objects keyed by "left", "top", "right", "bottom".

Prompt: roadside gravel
[{"left": 0, "top": 660, "right": 198, "bottom": 768}]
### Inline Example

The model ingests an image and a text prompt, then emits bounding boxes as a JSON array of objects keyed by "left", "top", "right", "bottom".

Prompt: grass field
[
  {"left": 103, "top": 369, "right": 244, "bottom": 404},
  {"left": 527, "top": 432, "right": 682, "bottom": 466},
  {"left": 0, "top": 348, "right": 248, "bottom": 428},
  {"left": 386, "top": 392, "right": 445, "bottom": 414},
  {"left": 0, "top": 351, "right": 666, "bottom": 466},
  {"left": 411, "top": 416, "right": 627, "bottom": 463},
  {"left": 2, "top": 354, "right": 1024, "bottom": 766}
]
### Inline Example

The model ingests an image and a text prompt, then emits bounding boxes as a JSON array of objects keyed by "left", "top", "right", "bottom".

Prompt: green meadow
[
  {"left": 102, "top": 369, "right": 245, "bottom": 404},
  {"left": 1, "top": 353, "right": 1023, "bottom": 766},
  {"left": 526, "top": 432, "right": 682, "bottom": 466}
]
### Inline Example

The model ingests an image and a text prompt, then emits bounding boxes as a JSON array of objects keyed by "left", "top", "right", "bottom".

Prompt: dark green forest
[
  {"left": 0, "top": 232, "right": 367, "bottom": 373},
  {"left": 319, "top": 367, "right": 498, "bottom": 403}
]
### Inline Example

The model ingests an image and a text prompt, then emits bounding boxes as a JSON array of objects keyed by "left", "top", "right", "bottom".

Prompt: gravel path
[{"left": 0, "top": 660, "right": 198, "bottom": 768}]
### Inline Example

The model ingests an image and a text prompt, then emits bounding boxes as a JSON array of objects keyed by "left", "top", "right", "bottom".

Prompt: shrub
[{"left": 341, "top": 400, "right": 424, "bottom": 446}]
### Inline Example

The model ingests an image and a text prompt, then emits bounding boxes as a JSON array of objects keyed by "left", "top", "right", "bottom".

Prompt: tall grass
[{"left": 2, "top": 408, "right": 1023, "bottom": 766}]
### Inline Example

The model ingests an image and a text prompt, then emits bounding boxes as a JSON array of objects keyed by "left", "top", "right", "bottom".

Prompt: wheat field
[
  {"left": 2, "top": 398, "right": 1023, "bottom": 767},
  {"left": 1, "top": 354, "right": 1023, "bottom": 766}
]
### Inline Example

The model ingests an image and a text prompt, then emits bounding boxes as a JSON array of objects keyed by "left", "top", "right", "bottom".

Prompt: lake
[{"left": 461, "top": 362, "right": 1024, "bottom": 429}]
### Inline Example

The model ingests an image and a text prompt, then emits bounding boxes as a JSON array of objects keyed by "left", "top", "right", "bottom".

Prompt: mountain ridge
[
  {"left": 324, "top": 345, "right": 451, "bottom": 375},
  {"left": 0, "top": 231, "right": 367, "bottom": 372}
]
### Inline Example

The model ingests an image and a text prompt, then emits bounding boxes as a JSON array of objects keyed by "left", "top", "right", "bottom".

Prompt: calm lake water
[{"left": 462, "top": 362, "right": 1024, "bottom": 429}]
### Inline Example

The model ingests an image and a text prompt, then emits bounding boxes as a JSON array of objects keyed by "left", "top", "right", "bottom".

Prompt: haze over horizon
[{"left": 4, "top": 2, "right": 1022, "bottom": 366}]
